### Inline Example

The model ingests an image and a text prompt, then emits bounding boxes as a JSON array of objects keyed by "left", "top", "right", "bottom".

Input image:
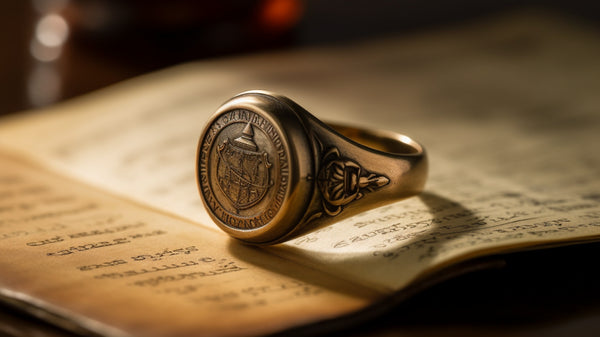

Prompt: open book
[{"left": 1, "top": 12, "right": 599, "bottom": 337}]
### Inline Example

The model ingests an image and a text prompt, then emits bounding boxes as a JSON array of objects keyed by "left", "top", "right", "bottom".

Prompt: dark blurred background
[{"left": 0, "top": 0, "right": 598, "bottom": 115}]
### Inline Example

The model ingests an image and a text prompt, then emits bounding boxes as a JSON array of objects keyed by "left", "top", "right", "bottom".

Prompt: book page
[
  {"left": 1, "top": 12, "right": 599, "bottom": 291},
  {"left": 0, "top": 152, "right": 376, "bottom": 337}
]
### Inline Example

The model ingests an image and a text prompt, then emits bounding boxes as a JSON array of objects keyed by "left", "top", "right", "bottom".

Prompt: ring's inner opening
[{"left": 329, "top": 124, "right": 422, "bottom": 155}]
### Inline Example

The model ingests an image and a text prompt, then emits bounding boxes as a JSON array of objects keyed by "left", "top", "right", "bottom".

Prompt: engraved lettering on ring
[{"left": 198, "top": 109, "right": 288, "bottom": 230}]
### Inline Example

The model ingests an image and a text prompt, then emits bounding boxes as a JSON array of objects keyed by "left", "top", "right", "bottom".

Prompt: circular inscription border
[{"left": 198, "top": 109, "right": 289, "bottom": 230}]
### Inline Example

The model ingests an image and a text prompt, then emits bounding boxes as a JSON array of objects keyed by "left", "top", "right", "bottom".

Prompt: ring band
[{"left": 196, "top": 91, "right": 427, "bottom": 244}]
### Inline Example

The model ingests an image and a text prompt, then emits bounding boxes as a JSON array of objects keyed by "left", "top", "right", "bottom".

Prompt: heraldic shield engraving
[{"left": 217, "top": 122, "right": 272, "bottom": 211}]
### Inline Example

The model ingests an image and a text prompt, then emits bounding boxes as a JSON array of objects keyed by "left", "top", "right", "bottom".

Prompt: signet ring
[{"left": 196, "top": 90, "right": 428, "bottom": 245}]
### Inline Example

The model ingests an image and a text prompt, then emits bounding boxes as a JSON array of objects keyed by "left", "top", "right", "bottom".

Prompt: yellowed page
[
  {"left": 1, "top": 12, "right": 599, "bottom": 291},
  {"left": 0, "top": 152, "right": 376, "bottom": 337}
]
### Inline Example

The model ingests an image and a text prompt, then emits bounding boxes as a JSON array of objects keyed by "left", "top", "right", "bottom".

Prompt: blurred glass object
[
  {"left": 25, "top": 0, "right": 303, "bottom": 108},
  {"left": 35, "top": 14, "right": 69, "bottom": 49},
  {"left": 27, "top": 63, "right": 62, "bottom": 107},
  {"left": 28, "top": 0, "right": 70, "bottom": 107}
]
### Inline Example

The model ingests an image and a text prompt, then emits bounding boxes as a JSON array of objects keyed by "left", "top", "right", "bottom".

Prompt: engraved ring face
[
  {"left": 197, "top": 92, "right": 315, "bottom": 244},
  {"left": 198, "top": 109, "right": 289, "bottom": 231}
]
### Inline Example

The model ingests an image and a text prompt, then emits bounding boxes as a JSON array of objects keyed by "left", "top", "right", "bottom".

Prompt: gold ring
[{"left": 196, "top": 91, "right": 427, "bottom": 244}]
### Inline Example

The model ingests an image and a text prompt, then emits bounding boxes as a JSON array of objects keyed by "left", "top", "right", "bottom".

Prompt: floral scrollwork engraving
[{"left": 317, "top": 147, "right": 389, "bottom": 216}]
